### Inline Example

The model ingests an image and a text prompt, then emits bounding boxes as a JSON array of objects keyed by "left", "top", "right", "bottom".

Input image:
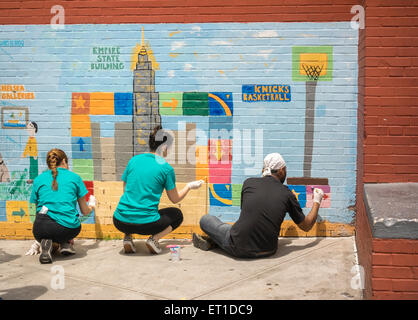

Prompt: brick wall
[
  {"left": 372, "top": 239, "right": 418, "bottom": 299},
  {"left": 355, "top": 0, "right": 418, "bottom": 299},
  {"left": 0, "top": 0, "right": 358, "bottom": 24},
  {"left": 362, "top": 0, "right": 418, "bottom": 183}
]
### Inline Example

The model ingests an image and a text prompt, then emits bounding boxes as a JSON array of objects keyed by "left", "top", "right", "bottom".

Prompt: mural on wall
[{"left": 0, "top": 22, "right": 358, "bottom": 234}]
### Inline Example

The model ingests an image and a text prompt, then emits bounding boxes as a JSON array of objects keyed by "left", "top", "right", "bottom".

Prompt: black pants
[
  {"left": 113, "top": 207, "right": 183, "bottom": 236},
  {"left": 32, "top": 214, "right": 81, "bottom": 243}
]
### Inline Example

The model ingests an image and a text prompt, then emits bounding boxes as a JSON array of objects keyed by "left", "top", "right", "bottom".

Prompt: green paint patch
[
  {"left": 183, "top": 92, "right": 209, "bottom": 116},
  {"left": 29, "top": 203, "right": 36, "bottom": 222},
  {"left": 72, "top": 159, "right": 94, "bottom": 180},
  {"left": 231, "top": 184, "right": 242, "bottom": 207},
  {"left": 159, "top": 92, "right": 183, "bottom": 115},
  {"left": 0, "top": 170, "right": 32, "bottom": 201}
]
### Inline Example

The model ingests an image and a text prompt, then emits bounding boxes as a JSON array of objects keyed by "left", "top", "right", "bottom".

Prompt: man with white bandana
[{"left": 193, "top": 153, "right": 324, "bottom": 258}]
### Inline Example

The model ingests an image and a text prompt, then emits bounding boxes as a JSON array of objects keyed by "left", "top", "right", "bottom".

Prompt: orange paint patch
[
  {"left": 71, "top": 114, "right": 91, "bottom": 137},
  {"left": 89, "top": 92, "right": 114, "bottom": 115},
  {"left": 195, "top": 145, "right": 209, "bottom": 180}
]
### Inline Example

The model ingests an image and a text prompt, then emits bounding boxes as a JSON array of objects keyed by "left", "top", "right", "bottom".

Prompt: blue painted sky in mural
[{"left": 0, "top": 22, "right": 358, "bottom": 223}]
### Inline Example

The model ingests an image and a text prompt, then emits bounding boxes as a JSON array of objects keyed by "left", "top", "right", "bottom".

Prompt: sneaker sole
[
  {"left": 192, "top": 233, "right": 211, "bottom": 251},
  {"left": 39, "top": 239, "right": 53, "bottom": 264},
  {"left": 145, "top": 242, "right": 161, "bottom": 254},
  {"left": 60, "top": 249, "right": 75, "bottom": 256},
  {"left": 123, "top": 242, "right": 136, "bottom": 254}
]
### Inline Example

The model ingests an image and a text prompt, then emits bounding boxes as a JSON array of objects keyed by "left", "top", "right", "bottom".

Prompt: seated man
[{"left": 193, "top": 153, "right": 324, "bottom": 259}]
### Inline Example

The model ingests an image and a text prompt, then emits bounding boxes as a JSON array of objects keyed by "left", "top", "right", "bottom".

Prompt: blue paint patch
[
  {"left": 209, "top": 184, "right": 232, "bottom": 207},
  {"left": 114, "top": 92, "right": 133, "bottom": 115},
  {"left": 0, "top": 200, "right": 6, "bottom": 221},
  {"left": 209, "top": 116, "right": 233, "bottom": 139},
  {"left": 89, "top": 115, "right": 132, "bottom": 138},
  {"left": 161, "top": 115, "right": 210, "bottom": 145},
  {"left": 71, "top": 137, "right": 92, "bottom": 159},
  {"left": 209, "top": 205, "right": 241, "bottom": 222},
  {"left": 287, "top": 185, "right": 307, "bottom": 208},
  {"left": 209, "top": 92, "right": 233, "bottom": 116},
  {"left": 316, "top": 104, "right": 326, "bottom": 117}
]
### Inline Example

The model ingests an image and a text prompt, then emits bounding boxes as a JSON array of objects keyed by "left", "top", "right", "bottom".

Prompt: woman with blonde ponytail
[{"left": 29, "top": 148, "right": 96, "bottom": 264}]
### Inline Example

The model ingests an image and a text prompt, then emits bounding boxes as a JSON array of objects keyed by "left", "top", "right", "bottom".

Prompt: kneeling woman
[
  {"left": 113, "top": 126, "right": 203, "bottom": 254},
  {"left": 30, "top": 149, "right": 95, "bottom": 264}
]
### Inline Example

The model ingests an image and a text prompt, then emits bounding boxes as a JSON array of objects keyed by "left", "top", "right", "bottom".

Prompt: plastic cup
[{"left": 167, "top": 245, "right": 181, "bottom": 261}]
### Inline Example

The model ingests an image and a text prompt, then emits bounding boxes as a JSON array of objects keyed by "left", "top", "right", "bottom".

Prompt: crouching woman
[{"left": 30, "top": 148, "right": 95, "bottom": 264}]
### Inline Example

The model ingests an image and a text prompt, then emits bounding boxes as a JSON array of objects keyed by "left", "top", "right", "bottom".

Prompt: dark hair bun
[{"left": 149, "top": 125, "right": 168, "bottom": 151}]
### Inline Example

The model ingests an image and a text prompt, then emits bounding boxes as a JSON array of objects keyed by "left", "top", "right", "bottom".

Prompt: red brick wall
[
  {"left": 363, "top": 0, "right": 418, "bottom": 183},
  {"left": 356, "top": 0, "right": 418, "bottom": 299},
  {"left": 372, "top": 239, "right": 418, "bottom": 299},
  {"left": 0, "top": 0, "right": 358, "bottom": 24}
]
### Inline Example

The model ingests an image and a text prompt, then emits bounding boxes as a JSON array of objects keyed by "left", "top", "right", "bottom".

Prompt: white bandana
[{"left": 262, "top": 153, "right": 286, "bottom": 177}]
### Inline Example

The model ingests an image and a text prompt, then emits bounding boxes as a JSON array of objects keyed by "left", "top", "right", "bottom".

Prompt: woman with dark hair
[
  {"left": 113, "top": 125, "right": 204, "bottom": 254},
  {"left": 29, "top": 148, "right": 96, "bottom": 264}
]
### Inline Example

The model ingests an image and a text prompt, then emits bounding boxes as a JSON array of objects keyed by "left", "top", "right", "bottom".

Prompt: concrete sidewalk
[{"left": 0, "top": 237, "right": 362, "bottom": 300}]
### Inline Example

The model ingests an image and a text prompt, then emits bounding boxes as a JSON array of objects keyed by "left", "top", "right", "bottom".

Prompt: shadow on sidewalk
[
  {"left": 0, "top": 285, "right": 47, "bottom": 300},
  {"left": 114, "top": 239, "right": 192, "bottom": 257},
  {"left": 51, "top": 239, "right": 100, "bottom": 262},
  {"left": 0, "top": 248, "right": 21, "bottom": 264},
  {"left": 208, "top": 237, "right": 324, "bottom": 261}
]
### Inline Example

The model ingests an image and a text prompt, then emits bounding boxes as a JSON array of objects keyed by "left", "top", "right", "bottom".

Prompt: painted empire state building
[{"left": 132, "top": 28, "right": 161, "bottom": 154}]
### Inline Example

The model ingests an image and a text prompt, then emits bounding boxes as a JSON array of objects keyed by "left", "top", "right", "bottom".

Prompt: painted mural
[{"left": 0, "top": 23, "right": 358, "bottom": 238}]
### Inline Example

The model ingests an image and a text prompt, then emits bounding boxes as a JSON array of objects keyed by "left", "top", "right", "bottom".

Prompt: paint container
[{"left": 167, "top": 245, "right": 181, "bottom": 262}]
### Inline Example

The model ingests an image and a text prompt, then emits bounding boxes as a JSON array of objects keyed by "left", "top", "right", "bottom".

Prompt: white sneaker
[
  {"left": 123, "top": 237, "right": 136, "bottom": 254},
  {"left": 146, "top": 236, "right": 162, "bottom": 254}
]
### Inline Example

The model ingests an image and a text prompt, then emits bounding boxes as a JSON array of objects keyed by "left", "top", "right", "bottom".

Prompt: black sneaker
[
  {"left": 60, "top": 242, "right": 76, "bottom": 256},
  {"left": 192, "top": 233, "right": 216, "bottom": 251},
  {"left": 39, "top": 239, "right": 53, "bottom": 264}
]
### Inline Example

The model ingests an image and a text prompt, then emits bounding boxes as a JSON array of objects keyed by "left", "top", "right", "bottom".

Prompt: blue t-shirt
[
  {"left": 114, "top": 153, "right": 176, "bottom": 224},
  {"left": 30, "top": 168, "right": 88, "bottom": 229}
]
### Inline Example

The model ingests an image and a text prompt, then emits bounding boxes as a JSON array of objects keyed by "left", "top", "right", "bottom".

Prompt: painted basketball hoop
[
  {"left": 292, "top": 47, "right": 333, "bottom": 82},
  {"left": 301, "top": 64, "right": 324, "bottom": 81},
  {"left": 288, "top": 46, "right": 333, "bottom": 187},
  {"left": 299, "top": 52, "right": 329, "bottom": 81}
]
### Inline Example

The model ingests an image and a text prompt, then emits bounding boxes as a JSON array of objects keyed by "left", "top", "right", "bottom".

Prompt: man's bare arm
[
  {"left": 297, "top": 202, "right": 320, "bottom": 232},
  {"left": 297, "top": 188, "right": 324, "bottom": 232}
]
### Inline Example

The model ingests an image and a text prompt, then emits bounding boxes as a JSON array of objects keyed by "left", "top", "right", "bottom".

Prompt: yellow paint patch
[
  {"left": 93, "top": 181, "right": 124, "bottom": 225},
  {"left": 159, "top": 182, "right": 208, "bottom": 226},
  {"left": 0, "top": 220, "right": 354, "bottom": 240},
  {"left": 6, "top": 201, "right": 30, "bottom": 222},
  {"left": 169, "top": 30, "right": 182, "bottom": 37},
  {"left": 131, "top": 42, "right": 160, "bottom": 71},
  {"left": 299, "top": 53, "right": 328, "bottom": 76}
]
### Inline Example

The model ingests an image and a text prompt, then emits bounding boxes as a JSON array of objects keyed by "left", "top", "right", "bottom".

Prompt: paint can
[{"left": 167, "top": 245, "right": 181, "bottom": 262}]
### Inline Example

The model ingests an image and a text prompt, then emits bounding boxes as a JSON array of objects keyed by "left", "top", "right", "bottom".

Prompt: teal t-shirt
[
  {"left": 114, "top": 153, "right": 176, "bottom": 224},
  {"left": 30, "top": 168, "right": 88, "bottom": 229}
]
